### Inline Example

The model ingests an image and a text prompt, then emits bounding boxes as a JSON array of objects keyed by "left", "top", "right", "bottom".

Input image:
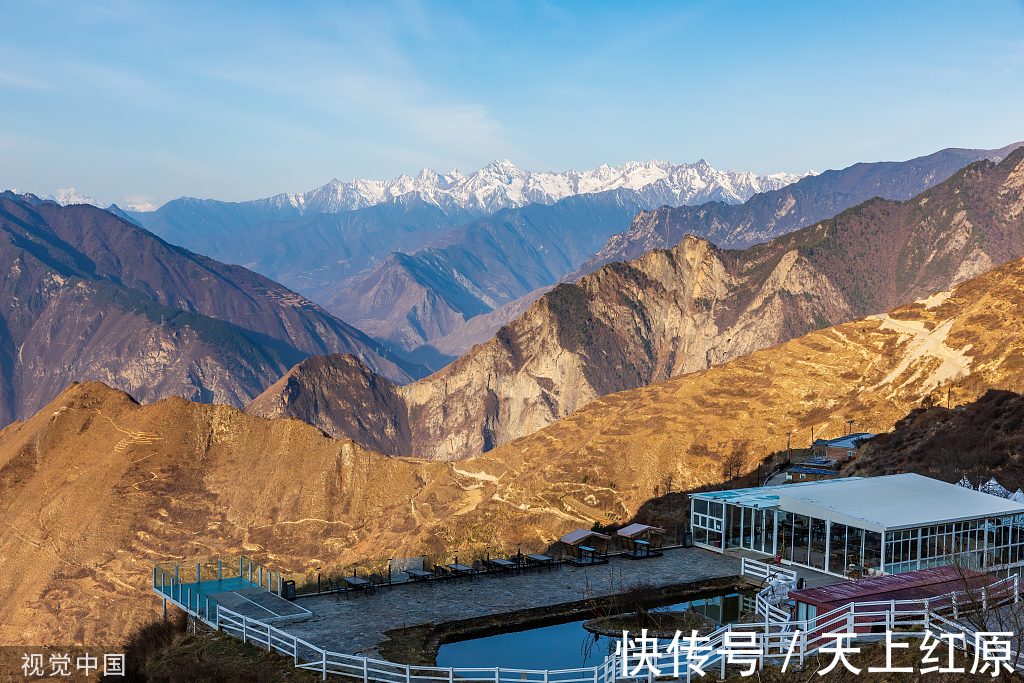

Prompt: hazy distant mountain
[
  {"left": 0, "top": 197, "right": 426, "bottom": 426},
  {"left": 570, "top": 142, "right": 1024, "bottom": 280},
  {"left": 126, "top": 159, "right": 811, "bottom": 249},
  {"left": 320, "top": 190, "right": 649, "bottom": 361},
  {"left": 192, "top": 194, "right": 475, "bottom": 295},
  {"left": 44, "top": 188, "right": 107, "bottom": 208}
]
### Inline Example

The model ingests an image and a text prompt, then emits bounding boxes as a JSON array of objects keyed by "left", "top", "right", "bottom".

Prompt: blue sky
[{"left": 1, "top": 0, "right": 1023, "bottom": 206}]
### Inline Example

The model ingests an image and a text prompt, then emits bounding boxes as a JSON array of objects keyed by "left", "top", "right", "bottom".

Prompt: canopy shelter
[
  {"left": 560, "top": 529, "right": 611, "bottom": 565},
  {"left": 617, "top": 524, "right": 666, "bottom": 558}
]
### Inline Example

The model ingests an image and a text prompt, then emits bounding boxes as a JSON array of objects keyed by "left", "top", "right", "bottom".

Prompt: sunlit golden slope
[{"left": 2, "top": 256, "right": 1023, "bottom": 645}]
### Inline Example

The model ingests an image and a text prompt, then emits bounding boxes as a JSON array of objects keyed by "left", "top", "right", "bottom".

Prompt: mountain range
[
  {"left": 0, "top": 197, "right": 424, "bottom": 426},
  {"left": 570, "top": 142, "right": 1024, "bottom": 279},
  {"left": 104, "top": 146, "right": 1016, "bottom": 374},
  {"left": 126, "top": 158, "right": 811, "bottom": 245},
  {"left": 246, "top": 147, "right": 1024, "bottom": 460},
  {"left": 5, "top": 243, "right": 1024, "bottom": 644}
]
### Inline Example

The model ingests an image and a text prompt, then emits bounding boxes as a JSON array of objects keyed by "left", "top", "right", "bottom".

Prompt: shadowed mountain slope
[
  {"left": 6, "top": 251, "right": 1024, "bottom": 645},
  {"left": 852, "top": 389, "right": 1024, "bottom": 489},
  {"left": 191, "top": 195, "right": 474, "bottom": 297},
  {"left": 0, "top": 198, "right": 425, "bottom": 425},
  {"left": 249, "top": 149, "right": 1024, "bottom": 461}
]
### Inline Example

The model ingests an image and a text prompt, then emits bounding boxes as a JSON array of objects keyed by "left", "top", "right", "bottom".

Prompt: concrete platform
[{"left": 285, "top": 547, "right": 744, "bottom": 656}]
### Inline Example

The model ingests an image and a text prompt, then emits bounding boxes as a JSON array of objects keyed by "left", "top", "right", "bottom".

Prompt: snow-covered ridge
[
  {"left": 45, "top": 188, "right": 106, "bottom": 208},
  {"left": 29, "top": 159, "right": 814, "bottom": 216},
  {"left": 264, "top": 159, "right": 816, "bottom": 217}
]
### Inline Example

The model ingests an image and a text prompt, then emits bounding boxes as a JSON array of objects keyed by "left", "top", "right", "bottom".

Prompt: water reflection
[{"left": 436, "top": 592, "right": 753, "bottom": 671}]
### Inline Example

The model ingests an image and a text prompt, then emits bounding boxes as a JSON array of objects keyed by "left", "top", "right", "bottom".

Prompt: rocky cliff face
[
  {"left": 248, "top": 148, "right": 1024, "bottom": 461},
  {"left": 0, "top": 198, "right": 425, "bottom": 425},
  {"left": 7, "top": 253, "right": 1024, "bottom": 645}
]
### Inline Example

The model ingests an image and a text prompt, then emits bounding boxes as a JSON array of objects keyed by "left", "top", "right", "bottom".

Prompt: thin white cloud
[{"left": 0, "top": 71, "right": 55, "bottom": 91}]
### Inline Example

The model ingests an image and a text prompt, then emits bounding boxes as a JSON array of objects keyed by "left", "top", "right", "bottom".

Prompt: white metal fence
[{"left": 739, "top": 557, "right": 797, "bottom": 584}]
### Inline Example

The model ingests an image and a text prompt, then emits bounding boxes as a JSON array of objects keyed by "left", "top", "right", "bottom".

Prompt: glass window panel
[
  {"left": 828, "top": 523, "right": 848, "bottom": 575},
  {"left": 793, "top": 515, "right": 811, "bottom": 566},
  {"left": 811, "top": 518, "right": 827, "bottom": 570},
  {"left": 694, "top": 499, "right": 709, "bottom": 515},
  {"left": 865, "top": 531, "right": 882, "bottom": 572},
  {"left": 765, "top": 510, "right": 775, "bottom": 556},
  {"left": 778, "top": 512, "right": 794, "bottom": 562},
  {"left": 726, "top": 506, "right": 742, "bottom": 549},
  {"left": 847, "top": 526, "right": 863, "bottom": 568},
  {"left": 753, "top": 509, "right": 764, "bottom": 553}
]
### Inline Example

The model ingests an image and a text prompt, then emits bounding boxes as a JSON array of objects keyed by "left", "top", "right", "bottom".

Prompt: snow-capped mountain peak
[
  {"left": 45, "top": 188, "right": 107, "bottom": 208},
  {"left": 279, "top": 158, "right": 813, "bottom": 217}
]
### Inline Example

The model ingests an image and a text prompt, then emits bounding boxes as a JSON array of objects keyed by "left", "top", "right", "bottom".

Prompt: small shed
[
  {"left": 789, "top": 566, "right": 997, "bottom": 630},
  {"left": 560, "top": 528, "right": 611, "bottom": 564},
  {"left": 786, "top": 466, "right": 841, "bottom": 483},
  {"left": 617, "top": 523, "right": 666, "bottom": 557}
]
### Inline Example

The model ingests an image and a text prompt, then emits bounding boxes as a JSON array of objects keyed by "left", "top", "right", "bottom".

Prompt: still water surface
[{"left": 436, "top": 591, "right": 752, "bottom": 671}]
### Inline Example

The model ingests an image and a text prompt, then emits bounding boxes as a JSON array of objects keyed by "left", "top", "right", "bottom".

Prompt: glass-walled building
[{"left": 691, "top": 474, "right": 1024, "bottom": 578}]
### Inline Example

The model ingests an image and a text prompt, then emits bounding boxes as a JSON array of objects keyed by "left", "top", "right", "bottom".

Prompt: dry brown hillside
[{"left": 3, "top": 255, "right": 1024, "bottom": 646}]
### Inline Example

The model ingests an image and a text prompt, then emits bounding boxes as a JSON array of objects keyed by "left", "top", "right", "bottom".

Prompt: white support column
[
  {"left": 772, "top": 512, "right": 778, "bottom": 558},
  {"left": 824, "top": 520, "right": 831, "bottom": 575}
]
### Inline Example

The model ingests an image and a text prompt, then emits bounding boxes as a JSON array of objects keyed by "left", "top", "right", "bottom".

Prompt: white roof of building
[
  {"left": 692, "top": 478, "right": 863, "bottom": 509},
  {"left": 776, "top": 473, "right": 1024, "bottom": 532},
  {"left": 694, "top": 474, "right": 1024, "bottom": 532}
]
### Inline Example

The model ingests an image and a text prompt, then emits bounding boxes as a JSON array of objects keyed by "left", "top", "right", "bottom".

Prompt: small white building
[{"left": 691, "top": 473, "right": 1024, "bottom": 578}]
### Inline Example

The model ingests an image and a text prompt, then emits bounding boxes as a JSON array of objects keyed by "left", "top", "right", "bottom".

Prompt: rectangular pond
[{"left": 436, "top": 590, "right": 755, "bottom": 671}]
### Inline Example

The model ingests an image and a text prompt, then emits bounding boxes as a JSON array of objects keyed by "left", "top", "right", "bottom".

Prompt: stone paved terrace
[{"left": 285, "top": 547, "right": 747, "bottom": 656}]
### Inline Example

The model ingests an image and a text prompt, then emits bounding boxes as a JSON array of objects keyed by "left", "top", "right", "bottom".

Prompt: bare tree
[{"left": 721, "top": 446, "right": 745, "bottom": 484}]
